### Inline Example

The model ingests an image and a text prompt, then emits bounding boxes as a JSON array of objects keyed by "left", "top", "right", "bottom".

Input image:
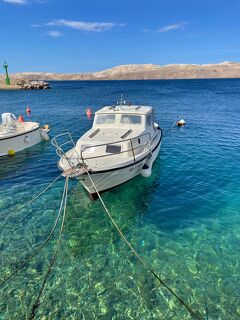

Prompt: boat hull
[
  {"left": 78, "top": 140, "right": 161, "bottom": 197},
  {"left": 0, "top": 127, "right": 43, "bottom": 157}
]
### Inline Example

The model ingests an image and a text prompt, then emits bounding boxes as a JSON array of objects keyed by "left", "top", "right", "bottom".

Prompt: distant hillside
[{"left": 1, "top": 61, "right": 240, "bottom": 82}]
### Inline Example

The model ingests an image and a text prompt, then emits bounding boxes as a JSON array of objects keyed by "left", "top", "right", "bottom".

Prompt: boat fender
[
  {"left": 176, "top": 119, "right": 186, "bottom": 126},
  {"left": 140, "top": 158, "right": 153, "bottom": 178},
  {"left": 8, "top": 149, "right": 15, "bottom": 156},
  {"left": 140, "top": 163, "right": 152, "bottom": 178},
  {"left": 24, "top": 135, "right": 31, "bottom": 143},
  {"left": 40, "top": 129, "right": 50, "bottom": 141}
]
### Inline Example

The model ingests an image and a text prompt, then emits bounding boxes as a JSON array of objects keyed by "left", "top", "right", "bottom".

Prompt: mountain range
[{"left": 1, "top": 61, "right": 240, "bottom": 82}]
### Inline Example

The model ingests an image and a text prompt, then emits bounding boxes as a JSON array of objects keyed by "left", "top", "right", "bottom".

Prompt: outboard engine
[{"left": 1, "top": 113, "right": 17, "bottom": 132}]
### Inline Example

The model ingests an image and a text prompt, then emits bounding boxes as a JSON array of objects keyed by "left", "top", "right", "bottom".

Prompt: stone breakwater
[{"left": 0, "top": 80, "right": 51, "bottom": 90}]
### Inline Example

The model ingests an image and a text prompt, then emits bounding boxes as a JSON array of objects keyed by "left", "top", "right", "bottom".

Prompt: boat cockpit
[{"left": 0, "top": 113, "right": 40, "bottom": 139}]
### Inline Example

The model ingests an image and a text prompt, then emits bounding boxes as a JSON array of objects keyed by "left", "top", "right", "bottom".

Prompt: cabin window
[
  {"left": 146, "top": 114, "right": 152, "bottom": 126},
  {"left": 95, "top": 114, "right": 115, "bottom": 124},
  {"left": 121, "top": 115, "right": 141, "bottom": 124},
  {"left": 106, "top": 144, "right": 121, "bottom": 154}
]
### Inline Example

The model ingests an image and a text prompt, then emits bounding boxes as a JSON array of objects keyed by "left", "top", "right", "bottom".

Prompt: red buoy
[
  {"left": 26, "top": 106, "right": 31, "bottom": 113},
  {"left": 18, "top": 115, "right": 25, "bottom": 123},
  {"left": 86, "top": 108, "right": 92, "bottom": 118}
]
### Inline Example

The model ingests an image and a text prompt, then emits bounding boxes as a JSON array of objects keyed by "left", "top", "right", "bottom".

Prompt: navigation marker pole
[{"left": 3, "top": 61, "right": 10, "bottom": 86}]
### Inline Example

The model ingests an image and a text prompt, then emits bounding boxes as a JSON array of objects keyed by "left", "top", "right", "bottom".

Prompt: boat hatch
[
  {"left": 121, "top": 129, "right": 133, "bottom": 139},
  {"left": 106, "top": 144, "right": 122, "bottom": 154},
  {"left": 89, "top": 128, "right": 100, "bottom": 138}
]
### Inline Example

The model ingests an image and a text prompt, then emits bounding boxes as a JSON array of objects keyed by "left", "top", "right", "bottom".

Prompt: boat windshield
[
  {"left": 146, "top": 114, "right": 152, "bottom": 126},
  {"left": 121, "top": 115, "right": 141, "bottom": 125},
  {"left": 95, "top": 114, "right": 115, "bottom": 125}
]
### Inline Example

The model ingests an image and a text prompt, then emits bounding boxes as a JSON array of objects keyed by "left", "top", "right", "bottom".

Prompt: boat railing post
[
  {"left": 51, "top": 132, "right": 77, "bottom": 168},
  {"left": 130, "top": 138, "right": 136, "bottom": 162},
  {"left": 80, "top": 149, "right": 85, "bottom": 166},
  {"left": 67, "top": 132, "right": 76, "bottom": 147}
]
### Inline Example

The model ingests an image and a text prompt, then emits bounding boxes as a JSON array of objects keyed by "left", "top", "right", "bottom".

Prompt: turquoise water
[{"left": 0, "top": 79, "right": 240, "bottom": 319}]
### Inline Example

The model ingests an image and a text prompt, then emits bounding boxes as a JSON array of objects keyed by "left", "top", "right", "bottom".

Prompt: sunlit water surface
[{"left": 0, "top": 80, "right": 240, "bottom": 319}]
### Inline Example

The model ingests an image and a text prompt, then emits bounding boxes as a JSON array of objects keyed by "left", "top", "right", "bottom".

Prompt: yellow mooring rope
[{"left": 84, "top": 168, "right": 202, "bottom": 320}]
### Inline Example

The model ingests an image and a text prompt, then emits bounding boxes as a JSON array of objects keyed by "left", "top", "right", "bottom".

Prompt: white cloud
[
  {"left": 46, "top": 19, "right": 124, "bottom": 32},
  {"left": 47, "top": 30, "right": 64, "bottom": 37},
  {"left": 158, "top": 22, "right": 188, "bottom": 33},
  {"left": 3, "top": 0, "right": 46, "bottom": 4},
  {"left": 142, "top": 29, "right": 149, "bottom": 32},
  {"left": 3, "top": 0, "right": 27, "bottom": 4}
]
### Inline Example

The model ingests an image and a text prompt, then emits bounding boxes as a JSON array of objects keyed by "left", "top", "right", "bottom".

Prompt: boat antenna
[{"left": 117, "top": 95, "right": 124, "bottom": 105}]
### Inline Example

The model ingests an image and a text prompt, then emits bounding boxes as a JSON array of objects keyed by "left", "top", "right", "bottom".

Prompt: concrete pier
[
  {"left": 0, "top": 84, "right": 20, "bottom": 90},
  {"left": 0, "top": 79, "right": 51, "bottom": 90}
]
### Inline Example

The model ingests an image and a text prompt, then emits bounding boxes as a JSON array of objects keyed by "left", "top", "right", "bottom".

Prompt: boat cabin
[
  {"left": 72, "top": 105, "right": 158, "bottom": 169},
  {"left": 78, "top": 104, "right": 155, "bottom": 145},
  {"left": 93, "top": 105, "right": 154, "bottom": 130}
]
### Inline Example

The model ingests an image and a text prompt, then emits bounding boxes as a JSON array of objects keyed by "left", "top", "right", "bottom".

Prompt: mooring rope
[
  {"left": 1, "top": 173, "right": 63, "bottom": 222},
  {"left": 164, "top": 121, "right": 176, "bottom": 134},
  {"left": 0, "top": 177, "right": 68, "bottom": 288},
  {"left": 28, "top": 177, "right": 69, "bottom": 320},
  {"left": 84, "top": 168, "right": 202, "bottom": 320}
]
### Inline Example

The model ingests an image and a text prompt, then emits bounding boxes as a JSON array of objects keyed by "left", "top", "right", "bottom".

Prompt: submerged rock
[
  {"left": 69, "top": 238, "right": 78, "bottom": 248},
  {"left": 186, "top": 258, "right": 199, "bottom": 274}
]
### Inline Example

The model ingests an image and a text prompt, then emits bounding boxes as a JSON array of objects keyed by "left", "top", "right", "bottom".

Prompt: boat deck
[
  {"left": 58, "top": 127, "right": 159, "bottom": 172},
  {"left": 0, "top": 122, "right": 40, "bottom": 139}
]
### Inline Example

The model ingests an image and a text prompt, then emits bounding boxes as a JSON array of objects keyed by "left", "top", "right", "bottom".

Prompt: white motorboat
[
  {"left": 0, "top": 113, "right": 50, "bottom": 157},
  {"left": 52, "top": 101, "right": 162, "bottom": 199}
]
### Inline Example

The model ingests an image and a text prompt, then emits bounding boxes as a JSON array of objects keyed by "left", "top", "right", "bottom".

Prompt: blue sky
[{"left": 0, "top": 0, "right": 240, "bottom": 73}]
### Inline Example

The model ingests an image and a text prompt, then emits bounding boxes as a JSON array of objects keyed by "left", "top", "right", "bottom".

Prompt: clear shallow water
[{"left": 0, "top": 79, "right": 239, "bottom": 319}]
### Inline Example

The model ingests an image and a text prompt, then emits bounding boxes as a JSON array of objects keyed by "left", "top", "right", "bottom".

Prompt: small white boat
[
  {"left": 0, "top": 113, "right": 50, "bottom": 157},
  {"left": 52, "top": 102, "right": 162, "bottom": 199}
]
